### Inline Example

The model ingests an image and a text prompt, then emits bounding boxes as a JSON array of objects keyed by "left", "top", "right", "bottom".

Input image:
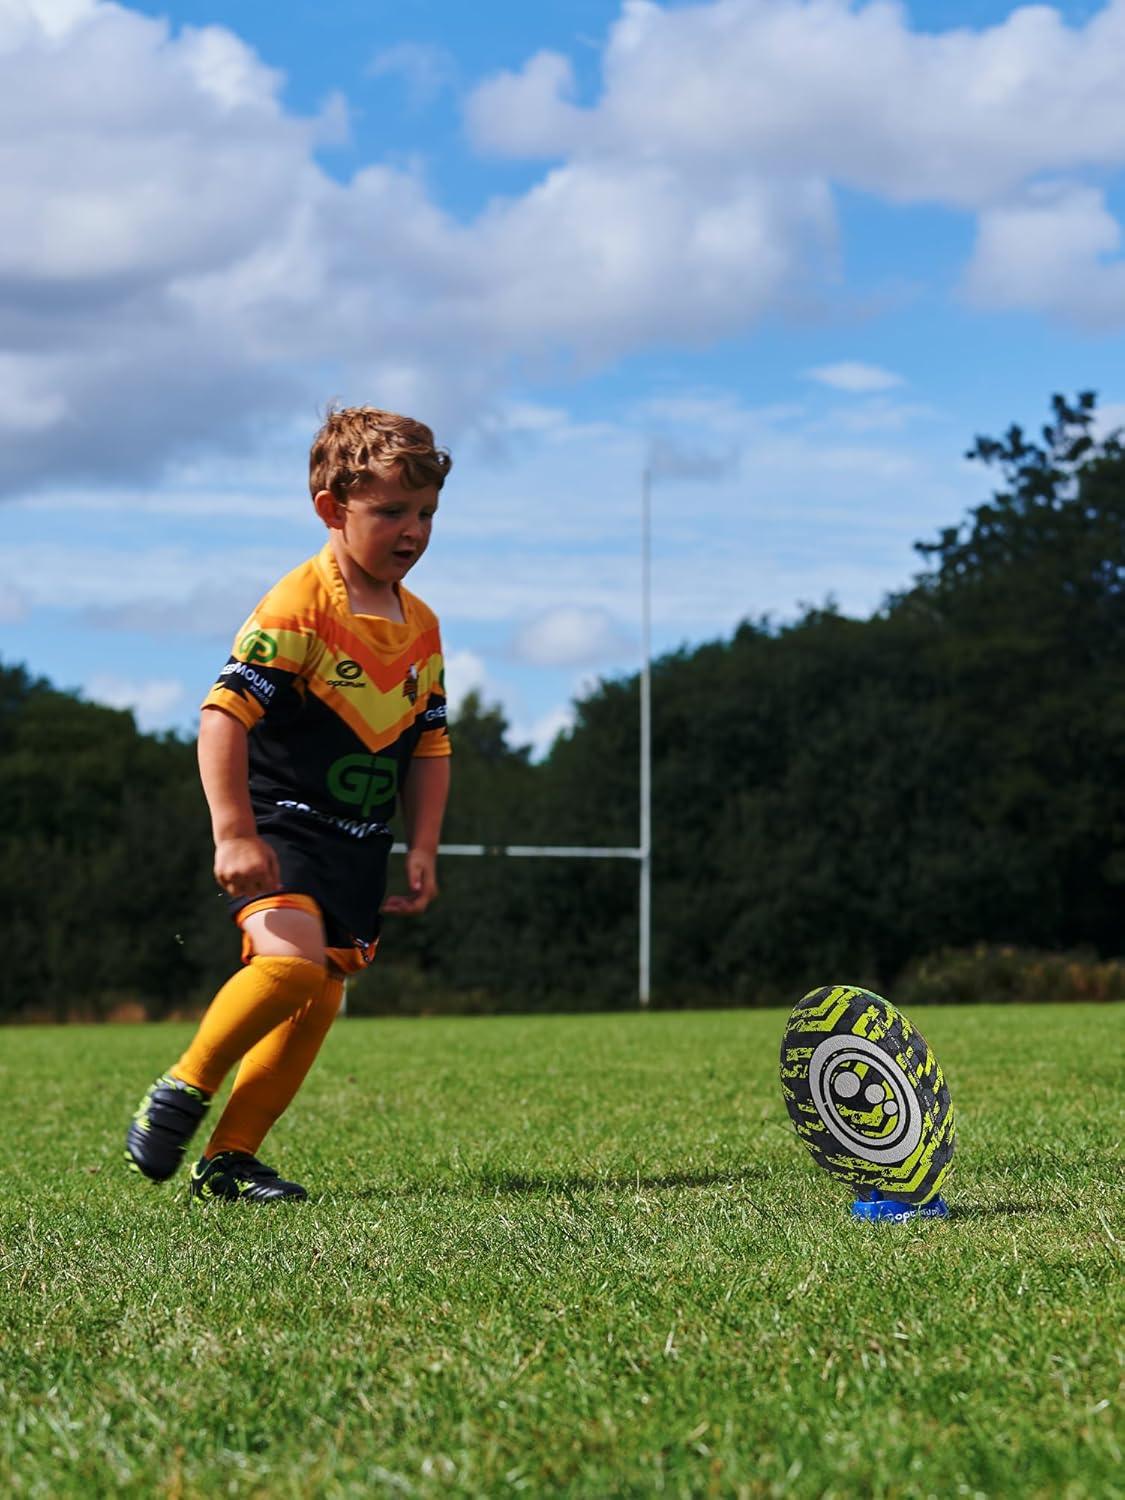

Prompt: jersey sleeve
[
  {"left": 201, "top": 605, "right": 319, "bottom": 731},
  {"left": 413, "top": 639, "right": 451, "bottom": 759}
]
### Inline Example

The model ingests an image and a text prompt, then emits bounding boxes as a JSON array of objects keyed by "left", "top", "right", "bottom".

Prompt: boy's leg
[
  {"left": 126, "top": 906, "right": 328, "bottom": 1182},
  {"left": 201, "top": 971, "right": 344, "bottom": 1159},
  {"left": 173, "top": 951, "right": 327, "bottom": 1096},
  {"left": 125, "top": 954, "right": 325, "bottom": 1181},
  {"left": 173, "top": 904, "right": 327, "bottom": 1091}
]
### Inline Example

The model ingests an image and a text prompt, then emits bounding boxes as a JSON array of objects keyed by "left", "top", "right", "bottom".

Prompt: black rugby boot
[
  {"left": 125, "top": 1073, "right": 211, "bottom": 1182},
  {"left": 190, "top": 1151, "right": 308, "bottom": 1203}
]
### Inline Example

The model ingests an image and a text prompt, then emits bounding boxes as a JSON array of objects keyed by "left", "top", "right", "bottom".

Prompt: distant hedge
[{"left": 895, "top": 945, "right": 1125, "bottom": 1006}]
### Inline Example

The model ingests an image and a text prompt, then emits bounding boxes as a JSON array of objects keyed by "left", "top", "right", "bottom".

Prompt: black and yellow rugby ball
[{"left": 779, "top": 985, "right": 955, "bottom": 1205}]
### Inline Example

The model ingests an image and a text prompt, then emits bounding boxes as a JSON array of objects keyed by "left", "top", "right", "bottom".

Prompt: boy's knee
[{"left": 241, "top": 906, "right": 326, "bottom": 967}]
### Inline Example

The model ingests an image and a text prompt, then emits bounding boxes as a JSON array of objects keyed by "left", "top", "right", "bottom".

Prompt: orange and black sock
[
  {"left": 203, "top": 974, "right": 344, "bottom": 1159},
  {"left": 172, "top": 955, "right": 328, "bottom": 1098}
]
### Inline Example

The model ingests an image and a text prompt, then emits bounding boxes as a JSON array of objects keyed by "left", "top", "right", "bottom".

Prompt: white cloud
[
  {"left": 0, "top": 0, "right": 94, "bottom": 44},
  {"left": 824, "top": 398, "right": 937, "bottom": 435},
  {"left": 466, "top": 0, "right": 1125, "bottom": 328},
  {"left": 0, "top": 385, "right": 970, "bottom": 641},
  {"left": 1093, "top": 401, "right": 1125, "bottom": 441},
  {"left": 1, "top": 378, "right": 1007, "bottom": 752},
  {"left": 4, "top": 0, "right": 1124, "bottom": 500},
  {"left": 0, "top": 1, "right": 327, "bottom": 492},
  {"left": 507, "top": 702, "right": 576, "bottom": 761},
  {"left": 466, "top": 49, "right": 584, "bottom": 155},
  {"left": 0, "top": 582, "right": 29, "bottom": 622},
  {"left": 635, "top": 391, "right": 802, "bottom": 437},
  {"left": 0, "top": 15, "right": 303, "bottom": 285},
  {"left": 80, "top": 582, "right": 267, "bottom": 642},
  {"left": 961, "top": 181, "right": 1125, "bottom": 326},
  {"left": 647, "top": 434, "right": 739, "bottom": 481},
  {"left": 0, "top": 0, "right": 836, "bottom": 494},
  {"left": 493, "top": 400, "right": 573, "bottom": 435},
  {"left": 467, "top": 0, "right": 1125, "bottom": 208},
  {"left": 439, "top": 647, "right": 575, "bottom": 759},
  {"left": 806, "top": 362, "right": 906, "bottom": 394},
  {"left": 442, "top": 648, "right": 492, "bottom": 714},
  {"left": 367, "top": 41, "right": 456, "bottom": 106},
  {"left": 0, "top": 355, "right": 69, "bottom": 433},
  {"left": 0, "top": 541, "right": 294, "bottom": 617},
  {"left": 84, "top": 673, "right": 185, "bottom": 730},
  {"left": 513, "top": 606, "right": 634, "bottom": 667}
]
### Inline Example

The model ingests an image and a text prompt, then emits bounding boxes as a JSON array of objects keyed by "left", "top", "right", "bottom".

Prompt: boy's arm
[
  {"left": 198, "top": 706, "right": 281, "bottom": 898},
  {"left": 382, "top": 755, "right": 450, "bottom": 915}
]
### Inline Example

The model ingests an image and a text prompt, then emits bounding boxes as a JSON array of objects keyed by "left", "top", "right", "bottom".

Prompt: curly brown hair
[{"left": 309, "top": 405, "right": 452, "bottom": 501}]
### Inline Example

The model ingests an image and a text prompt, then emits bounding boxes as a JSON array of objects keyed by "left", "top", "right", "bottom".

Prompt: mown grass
[{"left": 0, "top": 1005, "right": 1121, "bottom": 1499}]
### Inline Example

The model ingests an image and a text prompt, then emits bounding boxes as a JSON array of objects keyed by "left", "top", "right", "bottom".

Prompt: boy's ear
[{"left": 313, "top": 489, "right": 345, "bottom": 529}]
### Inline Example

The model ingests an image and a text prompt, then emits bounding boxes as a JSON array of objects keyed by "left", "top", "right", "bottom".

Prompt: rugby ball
[{"left": 779, "top": 985, "right": 955, "bottom": 1205}]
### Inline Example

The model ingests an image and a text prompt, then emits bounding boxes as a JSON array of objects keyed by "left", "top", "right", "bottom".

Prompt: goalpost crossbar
[{"left": 386, "top": 841, "right": 651, "bottom": 1007}]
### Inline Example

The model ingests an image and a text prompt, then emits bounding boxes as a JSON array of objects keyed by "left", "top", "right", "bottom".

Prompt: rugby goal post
[
  {"left": 389, "top": 836, "right": 650, "bottom": 1008},
  {"left": 382, "top": 467, "right": 655, "bottom": 1008}
]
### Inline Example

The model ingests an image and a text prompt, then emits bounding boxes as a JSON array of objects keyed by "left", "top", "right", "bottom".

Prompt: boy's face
[{"left": 314, "top": 467, "right": 439, "bottom": 585}]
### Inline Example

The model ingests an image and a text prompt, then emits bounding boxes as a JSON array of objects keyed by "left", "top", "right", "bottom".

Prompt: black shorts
[{"left": 227, "top": 800, "right": 393, "bottom": 968}]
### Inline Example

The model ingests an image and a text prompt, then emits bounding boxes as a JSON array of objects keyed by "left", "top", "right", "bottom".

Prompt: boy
[{"left": 125, "top": 406, "right": 452, "bottom": 1202}]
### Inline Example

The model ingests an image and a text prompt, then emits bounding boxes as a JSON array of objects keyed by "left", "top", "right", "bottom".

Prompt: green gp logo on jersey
[
  {"left": 327, "top": 754, "right": 398, "bottom": 816},
  {"left": 239, "top": 629, "right": 278, "bottom": 665}
]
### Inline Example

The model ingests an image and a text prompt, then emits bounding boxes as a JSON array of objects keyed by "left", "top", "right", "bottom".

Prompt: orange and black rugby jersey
[{"left": 202, "top": 542, "right": 450, "bottom": 844}]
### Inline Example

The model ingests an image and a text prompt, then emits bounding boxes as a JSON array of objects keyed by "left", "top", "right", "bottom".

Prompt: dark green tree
[{"left": 0, "top": 666, "right": 227, "bottom": 1020}]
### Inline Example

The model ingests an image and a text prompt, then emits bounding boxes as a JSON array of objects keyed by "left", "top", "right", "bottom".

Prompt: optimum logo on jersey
[
  {"left": 328, "top": 659, "right": 367, "bottom": 688},
  {"left": 779, "top": 985, "right": 955, "bottom": 1205}
]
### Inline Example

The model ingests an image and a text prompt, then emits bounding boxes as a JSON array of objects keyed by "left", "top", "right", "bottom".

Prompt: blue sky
[{"left": 2, "top": 0, "right": 1124, "bottom": 754}]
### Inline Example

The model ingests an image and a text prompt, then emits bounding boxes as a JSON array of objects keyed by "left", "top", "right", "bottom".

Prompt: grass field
[{"left": 1, "top": 1005, "right": 1121, "bottom": 1499}]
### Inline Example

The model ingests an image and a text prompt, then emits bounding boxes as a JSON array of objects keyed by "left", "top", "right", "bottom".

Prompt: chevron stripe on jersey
[
  {"left": 201, "top": 543, "right": 449, "bottom": 833},
  {"left": 302, "top": 618, "right": 444, "bottom": 757}
]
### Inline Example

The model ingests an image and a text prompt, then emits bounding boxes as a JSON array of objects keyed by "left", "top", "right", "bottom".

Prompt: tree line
[{"left": 3, "top": 393, "right": 1123, "bottom": 1020}]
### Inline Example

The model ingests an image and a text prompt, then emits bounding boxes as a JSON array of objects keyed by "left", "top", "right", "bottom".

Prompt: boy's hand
[
  {"left": 382, "top": 849, "right": 438, "bottom": 915},
  {"left": 213, "top": 835, "right": 281, "bottom": 899}
]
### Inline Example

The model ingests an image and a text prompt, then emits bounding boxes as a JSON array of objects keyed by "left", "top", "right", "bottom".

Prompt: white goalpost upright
[
  {"left": 638, "top": 464, "right": 653, "bottom": 1007},
  {"left": 391, "top": 464, "right": 655, "bottom": 1007}
]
